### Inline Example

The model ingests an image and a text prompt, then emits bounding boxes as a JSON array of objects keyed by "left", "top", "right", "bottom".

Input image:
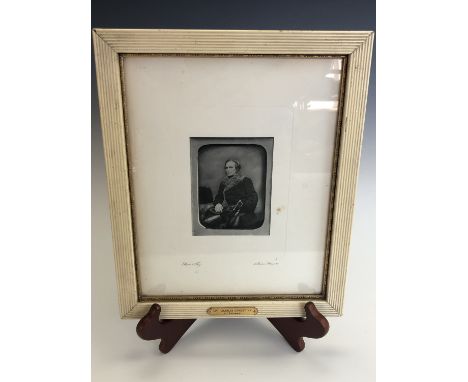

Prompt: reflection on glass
[
  {"left": 325, "top": 73, "right": 341, "bottom": 80},
  {"left": 331, "top": 60, "right": 342, "bottom": 70},
  {"left": 307, "top": 100, "right": 338, "bottom": 111},
  {"left": 292, "top": 100, "right": 338, "bottom": 111}
]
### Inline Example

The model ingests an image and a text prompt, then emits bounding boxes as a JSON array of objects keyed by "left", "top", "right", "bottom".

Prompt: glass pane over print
[{"left": 122, "top": 55, "right": 344, "bottom": 296}]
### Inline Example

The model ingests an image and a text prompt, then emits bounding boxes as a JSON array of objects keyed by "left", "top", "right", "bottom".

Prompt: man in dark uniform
[{"left": 202, "top": 159, "right": 259, "bottom": 229}]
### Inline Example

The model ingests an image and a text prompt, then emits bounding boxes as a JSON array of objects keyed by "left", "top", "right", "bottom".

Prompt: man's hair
[{"left": 225, "top": 159, "right": 241, "bottom": 172}]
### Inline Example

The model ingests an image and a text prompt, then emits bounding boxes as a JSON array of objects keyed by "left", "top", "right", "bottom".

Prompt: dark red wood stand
[{"left": 136, "top": 302, "right": 329, "bottom": 353}]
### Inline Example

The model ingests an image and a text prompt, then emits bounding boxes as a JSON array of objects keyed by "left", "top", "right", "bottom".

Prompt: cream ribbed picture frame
[{"left": 93, "top": 29, "right": 374, "bottom": 319}]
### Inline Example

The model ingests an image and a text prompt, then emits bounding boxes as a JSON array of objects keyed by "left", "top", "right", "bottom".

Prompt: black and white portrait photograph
[{"left": 191, "top": 138, "right": 273, "bottom": 236}]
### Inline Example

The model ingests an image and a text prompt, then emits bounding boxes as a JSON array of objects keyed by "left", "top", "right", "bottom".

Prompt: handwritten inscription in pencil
[
  {"left": 253, "top": 259, "right": 279, "bottom": 266},
  {"left": 182, "top": 261, "right": 202, "bottom": 267}
]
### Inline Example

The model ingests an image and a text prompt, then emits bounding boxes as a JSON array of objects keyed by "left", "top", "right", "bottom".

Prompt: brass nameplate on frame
[{"left": 207, "top": 307, "right": 258, "bottom": 316}]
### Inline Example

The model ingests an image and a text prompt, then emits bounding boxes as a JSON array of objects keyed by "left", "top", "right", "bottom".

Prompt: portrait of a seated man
[{"left": 200, "top": 159, "right": 260, "bottom": 229}]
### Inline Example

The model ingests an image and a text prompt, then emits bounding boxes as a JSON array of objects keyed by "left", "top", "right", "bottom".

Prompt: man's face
[{"left": 225, "top": 161, "right": 237, "bottom": 177}]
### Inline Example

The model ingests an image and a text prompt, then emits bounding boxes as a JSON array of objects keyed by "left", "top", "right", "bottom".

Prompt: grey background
[{"left": 92, "top": 1, "right": 375, "bottom": 381}]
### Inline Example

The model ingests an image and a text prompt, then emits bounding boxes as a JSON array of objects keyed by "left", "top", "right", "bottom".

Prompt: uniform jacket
[{"left": 213, "top": 176, "right": 258, "bottom": 213}]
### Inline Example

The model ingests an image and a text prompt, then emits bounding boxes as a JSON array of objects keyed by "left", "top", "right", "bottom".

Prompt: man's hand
[{"left": 214, "top": 203, "right": 223, "bottom": 213}]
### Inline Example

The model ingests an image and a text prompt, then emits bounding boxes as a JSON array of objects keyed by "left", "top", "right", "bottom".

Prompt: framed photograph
[{"left": 93, "top": 29, "right": 374, "bottom": 319}]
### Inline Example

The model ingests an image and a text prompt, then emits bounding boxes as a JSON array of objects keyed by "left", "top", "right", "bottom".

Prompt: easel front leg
[
  {"left": 268, "top": 302, "right": 329, "bottom": 352},
  {"left": 136, "top": 304, "right": 196, "bottom": 354}
]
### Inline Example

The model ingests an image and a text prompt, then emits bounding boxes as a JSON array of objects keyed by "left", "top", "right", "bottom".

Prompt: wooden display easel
[{"left": 136, "top": 302, "right": 329, "bottom": 353}]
